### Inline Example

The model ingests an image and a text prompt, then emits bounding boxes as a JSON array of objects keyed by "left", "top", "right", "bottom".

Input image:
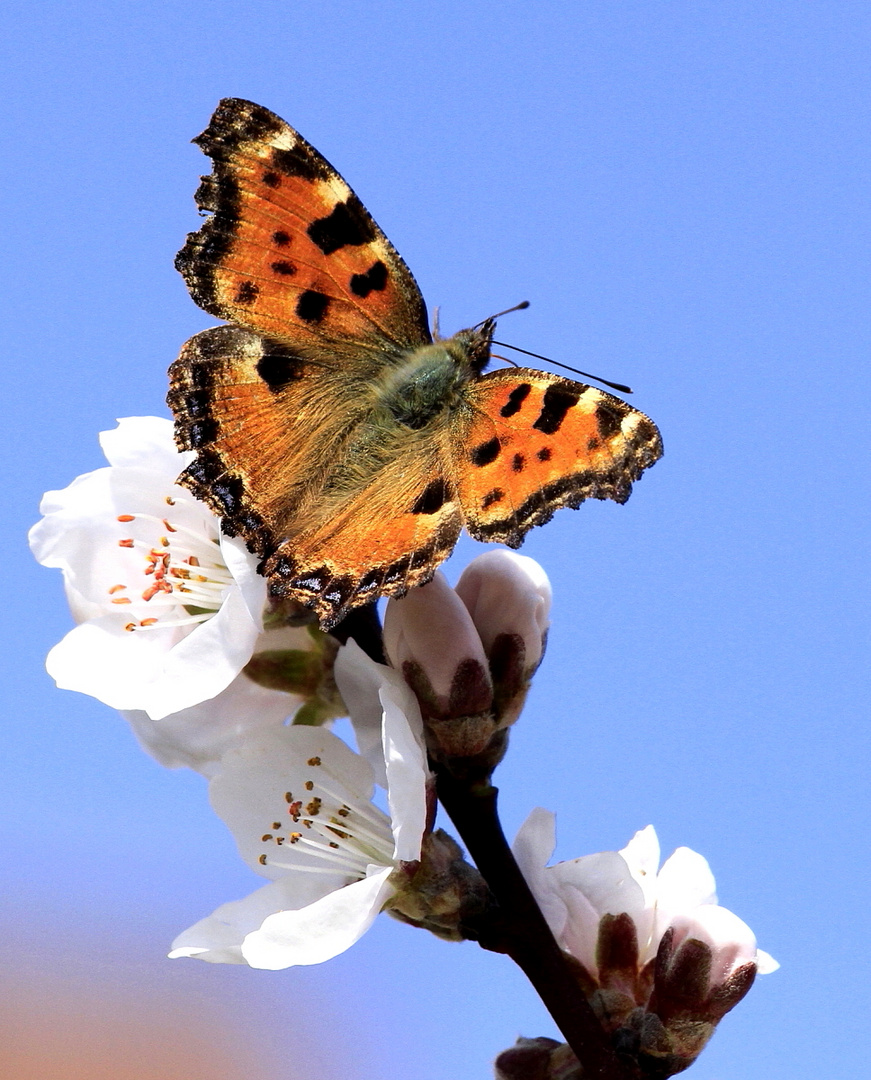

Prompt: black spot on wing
[
  {"left": 256, "top": 346, "right": 306, "bottom": 391},
  {"left": 512, "top": 453, "right": 525, "bottom": 473},
  {"left": 501, "top": 383, "right": 532, "bottom": 418},
  {"left": 596, "top": 400, "right": 628, "bottom": 440},
  {"left": 262, "top": 171, "right": 281, "bottom": 188},
  {"left": 481, "top": 488, "right": 505, "bottom": 509},
  {"left": 234, "top": 280, "right": 259, "bottom": 305},
  {"left": 272, "top": 230, "right": 291, "bottom": 247},
  {"left": 411, "top": 478, "right": 452, "bottom": 515},
  {"left": 632, "top": 417, "right": 659, "bottom": 445},
  {"left": 270, "top": 260, "right": 296, "bottom": 276},
  {"left": 271, "top": 144, "right": 330, "bottom": 183},
  {"left": 296, "top": 290, "right": 330, "bottom": 323},
  {"left": 470, "top": 437, "right": 501, "bottom": 467},
  {"left": 533, "top": 384, "right": 580, "bottom": 435},
  {"left": 349, "top": 260, "right": 388, "bottom": 298},
  {"left": 307, "top": 197, "right": 376, "bottom": 255},
  {"left": 537, "top": 447, "right": 552, "bottom": 462}
]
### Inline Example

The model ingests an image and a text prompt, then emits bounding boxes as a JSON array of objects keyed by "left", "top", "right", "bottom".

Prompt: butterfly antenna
[
  {"left": 473, "top": 300, "right": 530, "bottom": 330},
  {"left": 491, "top": 340, "right": 633, "bottom": 394}
]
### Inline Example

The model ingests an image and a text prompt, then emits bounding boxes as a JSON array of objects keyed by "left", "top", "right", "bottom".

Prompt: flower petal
[
  {"left": 220, "top": 531, "right": 267, "bottom": 630},
  {"left": 209, "top": 725, "right": 378, "bottom": 880},
  {"left": 240, "top": 866, "right": 396, "bottom": 968},
  {"left": 100, "top": 416, "right": 191, "bottom": 472},
  {"left": 333, "top": 640, "right": 394, "bottom": 786},
  {"left": 380, "top": 675, "right": 428, "bottom": 862},
  {"left": 169, "top": 872, "right": 338, "bottom": 964},
  {"left": 512, "top": 808, "right": 568, "bottom": 942},
  {"left": 651, "top": 846, "right": 718, "bottom": 957},
  {"left": 669, "top": 904, "right": 760, "bottom": 988},
  {"left": 122, "top": 660, "right": 303, "bottom": 777}
]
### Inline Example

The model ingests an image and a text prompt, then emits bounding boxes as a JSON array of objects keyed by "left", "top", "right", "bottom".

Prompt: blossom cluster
[{"left": 31, "top": 417, "right": 776, "bottom": 1075}]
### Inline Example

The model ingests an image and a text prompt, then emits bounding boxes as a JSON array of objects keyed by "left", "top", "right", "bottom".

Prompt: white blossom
[
  {"left": 169, "top": 644, "right": 429, "bottom": 968},
  {"left": 514, "top": 810, "right": 778, "bottom": 986},
  {"left": 122, "top": 625, "right": 314, "bottom": 777},
  {"left": 29, "top": 417, "right": 266, "bottom": 720}
]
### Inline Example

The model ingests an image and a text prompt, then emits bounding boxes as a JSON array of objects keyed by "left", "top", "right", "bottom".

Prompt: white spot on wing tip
[{"left": 271, "top": 131, "right": 299, "bottom": 151}]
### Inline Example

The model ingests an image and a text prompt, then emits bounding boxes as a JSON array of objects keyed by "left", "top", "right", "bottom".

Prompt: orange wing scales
[
  {"left": 457, "top": 370, "right": 662, "bottom": 545},
  {"left": 169, "top": 326, "right": 464, "bottom": 628},
  {"left": 169, "top": 99, "right": 664, "bottom": 630},
  {"left": 175, "top": 98, "right": 431, "bottom": 352}
]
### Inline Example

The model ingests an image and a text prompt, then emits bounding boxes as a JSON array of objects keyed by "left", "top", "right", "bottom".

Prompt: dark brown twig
[{"left": 436, "top": 768, "right": 636, "bottom": 1080}]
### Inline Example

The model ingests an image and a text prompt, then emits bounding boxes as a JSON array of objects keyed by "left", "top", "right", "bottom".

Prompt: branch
[{"left": 436, "top": 767, "right": 637, "bottom": 1080}]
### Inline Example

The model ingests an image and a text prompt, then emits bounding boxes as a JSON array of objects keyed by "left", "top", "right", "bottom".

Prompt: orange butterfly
[{"left": 168, "top": 99, "right": 662, "bottom": 629}]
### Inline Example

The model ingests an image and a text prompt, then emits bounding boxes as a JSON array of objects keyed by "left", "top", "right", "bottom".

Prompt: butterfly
[{"left": 168, "top": 99, "right": 663, "bottom": 630}]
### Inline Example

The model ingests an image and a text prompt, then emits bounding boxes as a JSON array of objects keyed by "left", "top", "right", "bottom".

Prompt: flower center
[
  {"left": 108, "top": 497, "right": 234, "bottom": 632},
  {"left": 256, "top": 755, "right": 395, "bottom": 880}
]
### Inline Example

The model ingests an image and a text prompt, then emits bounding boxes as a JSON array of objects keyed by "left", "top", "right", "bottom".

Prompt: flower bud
[
  {"left": 456, "top": 550, "right": 551, "bottom": 728},
  {"left": 384, "top": 573, "right": 496, "bottom": 758},
  {"left": 384, "top": 553, "right": 552, "bottom": 765},
  {"left": 494, "top": 1038, "right": 582, "bottom": 1080},
  {"left": 455, "top": 549, "right": 551, "bottom": 673}
]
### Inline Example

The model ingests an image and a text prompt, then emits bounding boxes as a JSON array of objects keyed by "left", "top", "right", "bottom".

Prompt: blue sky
[{"left": 3, "top": 2, "right": 869, "bottom": 1077}]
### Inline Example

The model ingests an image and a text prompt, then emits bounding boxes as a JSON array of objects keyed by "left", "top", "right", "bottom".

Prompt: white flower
[
  {"left": 122, "top": 625, "right": 315, "bottom": 777},
  {"left": 169, "top": 643, "right": 429, "bottom": 968},
  {"left": 514, "top": 810, "right": 778, "bottom": 990},
  {"left": 29, "top": 417, "right": 266, "bottom": 720}
]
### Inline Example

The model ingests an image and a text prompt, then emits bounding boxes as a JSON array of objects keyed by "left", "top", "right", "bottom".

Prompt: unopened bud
[
  {"left": 456, "top": 550, "right": 551, "bottom": 726},
  {"left": 384, "top": 574, "right": 496, "bottom": 758},
  {"left": 494, "top": 1037, "right": 583, "bottom": 1080},
  {"left": 385, "top": 554, "right": 552, "bottom": 765}
]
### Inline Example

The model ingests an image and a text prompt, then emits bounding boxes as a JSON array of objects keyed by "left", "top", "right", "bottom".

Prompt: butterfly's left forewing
[
  {"left": 176, "top": 98, "right": 431, "bottom": 355},
  {"left": 454, "top": 368, "right": 663, "bottom": 545}
]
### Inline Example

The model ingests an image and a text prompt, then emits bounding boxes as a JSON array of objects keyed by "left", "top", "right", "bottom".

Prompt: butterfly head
[{"left": 449, "top": 317, "right": 495, "bottom": 376}]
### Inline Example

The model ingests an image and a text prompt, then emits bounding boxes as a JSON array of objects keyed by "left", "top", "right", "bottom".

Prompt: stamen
[{"left": 106, "top": 504, "right": 234, "bottom": 631}]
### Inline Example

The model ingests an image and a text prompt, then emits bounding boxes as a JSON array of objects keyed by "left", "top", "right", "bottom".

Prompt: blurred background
[{"left": 3, "top": 2, "right": 868, "bottom": 1076}]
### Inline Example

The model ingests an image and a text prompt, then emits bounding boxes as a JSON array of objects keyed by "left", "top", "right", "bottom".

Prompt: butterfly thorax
[{"left": 376, "top": 328, "right": 491, "bottom": 432}]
